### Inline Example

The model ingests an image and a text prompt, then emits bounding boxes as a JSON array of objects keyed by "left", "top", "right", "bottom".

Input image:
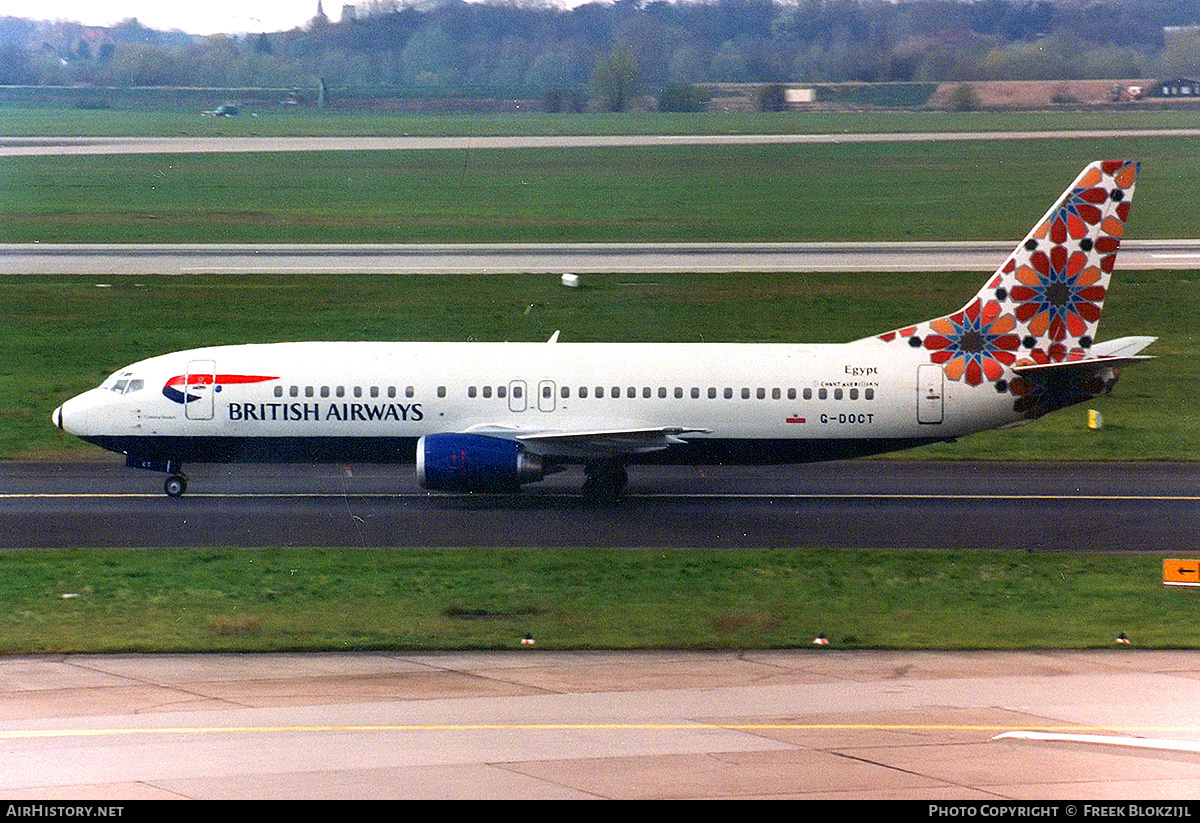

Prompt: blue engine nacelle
[{"left": 416, "top": 433, "right": 546, "bottom": 492}]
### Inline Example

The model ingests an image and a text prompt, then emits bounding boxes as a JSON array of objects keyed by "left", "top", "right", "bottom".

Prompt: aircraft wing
[{"left": 458, "top": 423, "right": 710, "bottom": 460}]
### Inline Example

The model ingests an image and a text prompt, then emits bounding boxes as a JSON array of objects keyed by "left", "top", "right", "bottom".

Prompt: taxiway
[{"left": 2, "top": 460, "right": 1195, "bottom": 551}]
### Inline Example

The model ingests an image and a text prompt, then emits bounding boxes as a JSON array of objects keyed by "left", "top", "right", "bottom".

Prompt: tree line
[{"left": 2, "top": 0, "right": 1200, "bottom": 102}]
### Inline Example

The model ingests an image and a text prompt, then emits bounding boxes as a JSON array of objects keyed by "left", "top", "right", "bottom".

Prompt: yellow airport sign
[{"left": 1163, "top": 559, "right": 1200, "bottom": 588}]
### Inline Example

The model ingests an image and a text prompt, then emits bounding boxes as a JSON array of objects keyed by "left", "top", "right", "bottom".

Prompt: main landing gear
[{"left": 581, "top": 461, "right": 628, "bottom": 504}]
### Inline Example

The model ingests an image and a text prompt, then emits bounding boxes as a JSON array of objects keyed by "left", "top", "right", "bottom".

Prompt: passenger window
[
  {"left": 772, "top": 388, "right": 780, "bottom": 400},
  {"left": 756, "top": 388, "right": 766, "bottom": 400},
  {"left": 498, "top": 386, "right": 507, "bottom": 398},
  {"left": 834, "top": 388, "right": 843, "bottom": 400},
  {"left": 437, "top": 386, "right": 446, "bottom": 398},
  {"left": 370, "top": 386, "right": 379, "bottom": 398},
  {"left": 741, "top": 388, "right": 750, "bottom": 399},
  {"left": 674, "top": 387, "right": 683, "bottom": 399},
  {"left": 406, "top": 386, "right": 414, "bottom": 398},
  {"left": 353, "top": 387, "right": 362, "bottom": 398},
  {"left": 305, "top": 386, "right": 314, "bottom": 398},
  {"left": 290, "top": 386, "right": 299, "bottom": 397},
  {"left": 850, "top": 388, "right": 859, "bottom": 400},
  {"left": 513, "top": 386, "right": 523, "bottom": 399},
  {"left": 595, "top": 387, "right": 604, "bottom": 399},
  {"left": 320, "top": 386, "right": 330, "bottom": 398},
  {"left": 274, "top": 385, "right": 284, "bottom": 398},
  {"left": 691, "top": 388, "right": 700, "bottom": 399},
  {"left": 708, "top": 388, "right": 717, "bottom": 399},
  {"left": 468, "top": 386, "right": 477, "bottom": 398},
  {"left": 818, "top": 388, "right": 827, "bottom": 400},
  {"left": 336, "top": 386, "right": 345, "bottom": 398},
  {"left": 483, "top": 386, "right": 492, "bottom": 398},
  {"left": 865, "top": 388, "right": 875, "bottom": 400},
  {"left": 580, "top": 386, "right": 589, "bottom": 399},
  {"left": 387, "top": 386, "right": 396, "bottom": 399},
  {"left": 561, "top": 386, "right": 570, "bottom": 399},
  {"left": 724, "top": 388, "right": 733, "bottom": 399},
  {"left": 803, "top": 388, "right": 812, "bottom": 400}
]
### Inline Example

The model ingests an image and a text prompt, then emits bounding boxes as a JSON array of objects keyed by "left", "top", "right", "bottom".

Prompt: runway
[
  {"left": 3, "top": 650, "right": 1200, "bottom": 799},
  {"left": 3, "top": 459, "right": 1196, "bottom": 550},
  {"left": 4, "top": 128, "right": 1200, "bottom": 157},
  {"left": 5, "top": 239, "right": 1200, "bottom": 275}
]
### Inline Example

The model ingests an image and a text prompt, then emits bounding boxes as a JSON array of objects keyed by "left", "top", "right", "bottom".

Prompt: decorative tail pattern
[{"left": 870, "top": 161, "right": 1138, "bottom": 409}]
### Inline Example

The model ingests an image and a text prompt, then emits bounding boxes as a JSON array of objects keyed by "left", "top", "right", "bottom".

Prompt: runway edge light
[{"left": 1162, "top": 559, "right": 1200, "bottom": 588}]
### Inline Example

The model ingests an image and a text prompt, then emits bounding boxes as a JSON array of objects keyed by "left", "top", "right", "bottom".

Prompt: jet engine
[{"left": 415, "top": 433, "right": 546, "bottom": 492}]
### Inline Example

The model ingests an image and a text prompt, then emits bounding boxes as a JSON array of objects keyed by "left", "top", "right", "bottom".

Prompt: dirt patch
[{"left": 929, "top": 79, "right": 1148, "bottom": 108}]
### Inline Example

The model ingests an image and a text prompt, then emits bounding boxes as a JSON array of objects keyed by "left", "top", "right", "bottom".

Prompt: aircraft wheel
[
  {"left": 582, "top": 463, "right": 627, "bottom": 504},
  {"left": 164, "top": 474, "right": 187, "bottom": 498}
]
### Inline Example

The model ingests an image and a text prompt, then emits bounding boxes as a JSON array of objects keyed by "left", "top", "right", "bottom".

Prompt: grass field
[
  {"left": 4, "top": 269, "right": 1187, "bottom": 461},
  {"left": 1, "top": 548, "right": 1195, "bottom": 653},
  {"left": 4, "top": 137, "right": 1200, "bottom": 244},
  {"left": 3, "top": 106, "right": 1200, "bottom": 138}
]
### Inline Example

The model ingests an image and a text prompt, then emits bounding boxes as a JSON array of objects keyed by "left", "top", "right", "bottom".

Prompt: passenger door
[{"left": 184, "top": 360, "right": 216, "bottom": 420}]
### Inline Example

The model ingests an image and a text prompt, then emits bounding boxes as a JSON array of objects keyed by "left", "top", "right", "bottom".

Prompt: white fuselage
[{"left": 56, "top": 339, "right": 1021, "bottom": 467}]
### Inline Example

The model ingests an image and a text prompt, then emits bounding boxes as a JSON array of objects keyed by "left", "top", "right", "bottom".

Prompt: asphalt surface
[
  {"left": 4, "top": 129, "right": 1200, "bottom": 156},
  {"left": 3, "top": 459, "right": 1196, "bottom": 550},
  {"left": 5, "top": 239, "right": 1200, "bottom": 275}
]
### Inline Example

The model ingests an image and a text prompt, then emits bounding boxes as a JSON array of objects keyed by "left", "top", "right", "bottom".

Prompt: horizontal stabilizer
[
  {"left": 1012, "top": 337, "right": 1156, "bottom": 376},
  {"left": 1088, "top": 335, "right": 1157, "bottom": 358}
]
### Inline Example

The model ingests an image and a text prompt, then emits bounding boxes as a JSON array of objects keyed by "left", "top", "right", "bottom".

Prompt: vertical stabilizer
[{"left": 868, "top": 161, "right": 1138, "bottom": 397}]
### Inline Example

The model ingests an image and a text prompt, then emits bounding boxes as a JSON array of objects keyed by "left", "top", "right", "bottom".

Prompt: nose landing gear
[
  {"left": 125, "top": 456, "right": 189, "bottom": 497},
  {"left": 164, "top": 473, "right": 188, "bottom": 498}
]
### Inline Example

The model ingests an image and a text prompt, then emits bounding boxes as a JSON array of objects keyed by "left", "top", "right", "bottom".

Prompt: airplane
[{"left": 52, "top": 160, "right": 1155, "bottom": 502}]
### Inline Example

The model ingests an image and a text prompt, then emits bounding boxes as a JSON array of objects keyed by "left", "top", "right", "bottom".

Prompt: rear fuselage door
[
  {"left": 185, "top": 359, "right": 216, "bottom": 420},
  {"left": 917, "top": 363, "right": 944, "bottom": 425}
]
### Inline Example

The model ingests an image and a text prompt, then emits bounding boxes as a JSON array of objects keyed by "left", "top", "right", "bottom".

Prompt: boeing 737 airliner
[{"left": 52, "top": 161, "right": 1155, "bottom": 502}]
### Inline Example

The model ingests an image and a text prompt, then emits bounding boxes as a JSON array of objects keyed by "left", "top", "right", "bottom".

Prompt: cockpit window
[{"left": 105, "top": 372, "right": 143, "bottom": 394}]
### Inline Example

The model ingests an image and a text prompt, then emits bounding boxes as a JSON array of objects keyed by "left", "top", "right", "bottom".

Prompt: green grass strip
[
  {"left": 3, "top": 270, "right": 1188, "bottom": 461},
  {"left": 1, "top": 548, "right": 1195, "bottom": 653},
  {"left": 4, "top": 137, "right": 1200, "bottom": 243},
  {"left": 3, "top": 107, "right": 1200, "bottom": 138}
]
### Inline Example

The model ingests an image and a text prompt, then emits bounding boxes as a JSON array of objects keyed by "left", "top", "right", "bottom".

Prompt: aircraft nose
[{"left": 52, "top": 392, "right": 97, "bottom": 437}]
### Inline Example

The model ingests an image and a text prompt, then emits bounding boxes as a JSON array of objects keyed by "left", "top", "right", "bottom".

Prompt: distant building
[
  {"left": 784, "top": 87, "right": 816, "bottom": 106},
  {"left": 1154, "top": 77, "right": 1200, "bottom": 97}
]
